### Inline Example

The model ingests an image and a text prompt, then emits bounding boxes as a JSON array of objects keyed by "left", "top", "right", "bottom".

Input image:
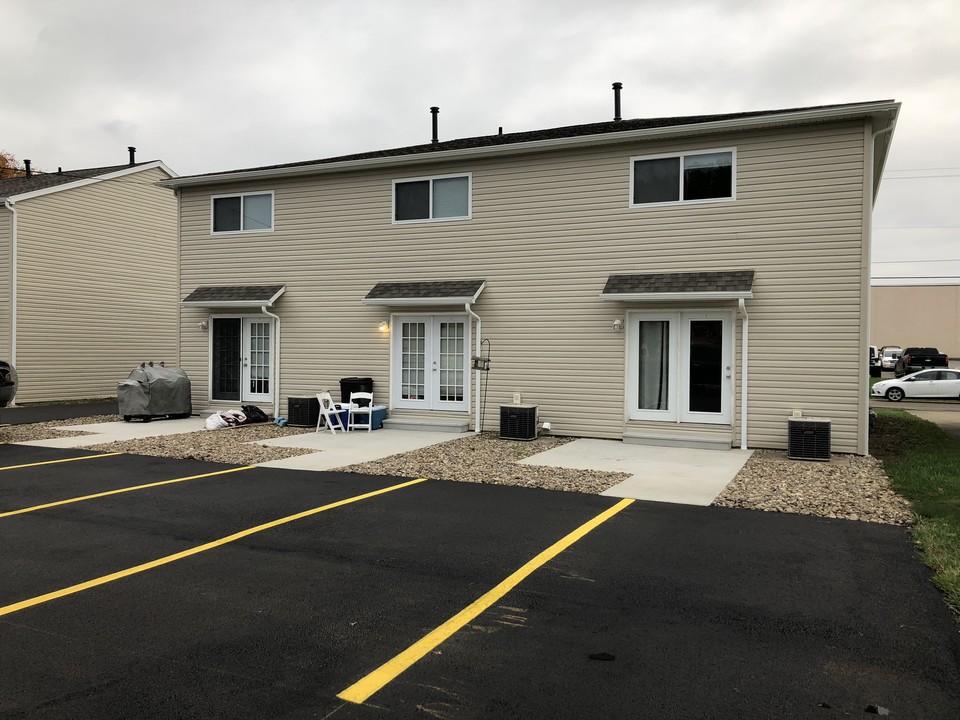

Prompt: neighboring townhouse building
[
  {"left": 871, "top": 280, "right": 960, "bottom": 358},
  {"left": 0, "top": 151, "right": 179, "bottom": 402},
  {"left": 162, "top": 98, "right": 899, "bottom": 454}
]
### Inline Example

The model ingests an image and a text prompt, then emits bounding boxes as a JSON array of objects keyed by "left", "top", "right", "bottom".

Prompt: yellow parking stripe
[
  {"left": 0, "top": 453, "right": 122, "bottom": 471},
  {"left": 0, "top": 478, "right": 427, "bottom": 618},
  {"left": 337, "top": 497, "right": 635, "bottom": 705},
  {"left": 0, "top": 465, "right": 256, "bottom": 519}
]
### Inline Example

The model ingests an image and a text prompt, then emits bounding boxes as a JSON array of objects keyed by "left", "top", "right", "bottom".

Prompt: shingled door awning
[
  {"left": 363, "top": 279, "right": 486, "bottom": 305},
  {"left": 181, "top": 284, "right": 286, "bottom": 307},
  {"left": 599, "top": 270, "right": 754, "bottom": 301}
]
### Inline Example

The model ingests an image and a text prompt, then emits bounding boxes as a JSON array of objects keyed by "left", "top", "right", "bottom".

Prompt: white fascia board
[
  {"left": 363, "top": 295, "right": 477, "bottom": 306},
  {"left": 599, "top": 291, "right": 753, "bottom": 302},
  {"left": 6, "top": 161, "right": 178, "bottom": 204},
  {"left": 161, "top": 102, "right": 900, "bottom": 189}
]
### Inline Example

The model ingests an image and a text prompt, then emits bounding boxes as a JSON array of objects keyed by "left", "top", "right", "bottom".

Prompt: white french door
[
  {"left": 393, "top": 315, "right": 470, "bottom": 411},
  {"left": 211, "top": 316, "right": 273, "bottom": 403},
  {"left": 626, "top": 310, "right": 732, "bottom": 424}
]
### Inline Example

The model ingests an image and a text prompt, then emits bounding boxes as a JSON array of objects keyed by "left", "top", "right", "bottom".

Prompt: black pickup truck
[{"left": 894, "top": 347, "right": 949, "bottom": 377}]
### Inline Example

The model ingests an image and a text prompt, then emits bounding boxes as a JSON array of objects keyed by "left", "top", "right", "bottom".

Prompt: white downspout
[
  {"left": 4, "top": 199, "right": 17, "bottom": 406},
  {"left": 465, "top": 302, "right": 481, "bottom": 434},
  {"left": 738, "top": 298, "right": 749, "bottom": 450},
  {"left": 261, "top": 306, "right": 281, "bottom": 419}
]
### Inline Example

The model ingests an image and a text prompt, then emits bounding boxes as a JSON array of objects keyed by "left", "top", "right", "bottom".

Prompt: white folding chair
[
  {"left": 348, "top": 391, "right": 374, "bottom": 432},
  {"left": 316, "top": 391, "right": 346, "bottom": 434}
]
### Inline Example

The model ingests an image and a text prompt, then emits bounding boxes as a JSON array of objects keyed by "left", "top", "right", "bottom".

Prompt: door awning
[
  {"left": 182, "top": 284, "right": 286, "bottom": 308},
  {"left": 363, "top": 279, "right": 486, "bottom": 306},
  {"left": 599, "top": 270, "right": 754, "bottom": 301}
]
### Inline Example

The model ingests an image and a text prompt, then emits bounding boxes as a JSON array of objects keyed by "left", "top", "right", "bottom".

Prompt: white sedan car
[{"left": 872, "top": 369, "right": 960, "bottom": 402}]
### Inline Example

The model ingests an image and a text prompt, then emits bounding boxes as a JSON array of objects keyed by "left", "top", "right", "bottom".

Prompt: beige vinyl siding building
[
  {"left": 166, "top": 100, "right": 898, "bottom": 455},
  {"left": 871, "top": 283, "right": 960, "bottom": 358},
  {"left": 0, "top": 160, "right": 179, "bottom": 402}
]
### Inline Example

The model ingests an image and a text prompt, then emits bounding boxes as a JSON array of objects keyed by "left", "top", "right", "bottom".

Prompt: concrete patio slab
[
  {"left": 17, "top": 417, "right": 208, "bottom": 448},
  {"left": 519, "top": 438, "right": 752, "bottom": 505},
  {"left": 255, "top": 428, "right": 470, "bottom": 471}
]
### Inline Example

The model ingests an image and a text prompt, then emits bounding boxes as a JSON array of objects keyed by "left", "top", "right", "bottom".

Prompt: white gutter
[
  {"left": 260, "top": 305, "right": 281, "bottom": 419},
  {"left": 465, "top": 302, "right": 482, "bottom": 434},
  {"left": 871, "top": 117, "right": 898, "bottom": 202},
  {"left": 3, "top": 199, "right": 17, "bottom": 405},
  {"left": 738, "top": 298, "right": 749, "bottom": 450}
]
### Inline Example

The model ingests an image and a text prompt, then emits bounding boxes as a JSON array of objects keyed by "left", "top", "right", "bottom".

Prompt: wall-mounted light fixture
[
  {"left": 378, "top": 321, "right": 390, "bottom": 333},
  {"left": 612, "top": 319, "right": 624, "bottom": 333},
  {"left": 198, "top": 320, "right": 209, "bottom": 331}
]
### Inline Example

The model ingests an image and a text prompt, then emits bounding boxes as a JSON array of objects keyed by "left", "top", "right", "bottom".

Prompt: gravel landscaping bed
[{"left": 1, "top": 416, "right": 914, "bottom": 525}]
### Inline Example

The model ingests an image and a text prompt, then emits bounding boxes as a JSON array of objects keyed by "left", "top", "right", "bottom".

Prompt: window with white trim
[
  {"left": 394, "top": 174, "right": 470, "bottom": 222},
  {"left": 630, "top": 150, "right": 734, "bottom": 206},
  {"left": 212, "top": 192, "right": 274, "bottom": 233}
]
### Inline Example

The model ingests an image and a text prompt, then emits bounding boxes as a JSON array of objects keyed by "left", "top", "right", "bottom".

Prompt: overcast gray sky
[{"left": 4, "top": 0, "right": 959, "bottom": 280}]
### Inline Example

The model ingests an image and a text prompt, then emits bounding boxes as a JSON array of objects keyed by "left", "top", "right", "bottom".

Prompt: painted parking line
[
  {"left": 0, "top": 452, "right": 123, "bottom": 472},
  {"left": 0, "top": 477, "right": 427, "bottom": 619},
  {"left": 0, "top": 465, "right": 256, "bottom": 519},
  {"left": 337, "top": 497, "right": 635, "bottom": 705}
]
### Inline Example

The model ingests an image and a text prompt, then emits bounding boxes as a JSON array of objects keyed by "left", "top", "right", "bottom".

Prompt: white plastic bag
[{"left": 205, "top": 412, "right": 229, "bottom": 430}]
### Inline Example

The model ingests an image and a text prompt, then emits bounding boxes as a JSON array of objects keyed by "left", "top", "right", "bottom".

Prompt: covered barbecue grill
[{"left": 118, "top": 362, "right": 192, "bottom": 422}]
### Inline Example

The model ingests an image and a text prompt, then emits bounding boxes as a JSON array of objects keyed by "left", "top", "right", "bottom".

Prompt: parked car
[
  {"left": 873, "top": 368, "right": 960, "bottom": 401},
  {"left": 894, "top": 347, "right": 949, "bottom": 377},
  {"left": 0, "top": 360, "right": 17, "bottom": 408},
  {"left": 879, "top": 345, "right": 902, "bottom": 370}
]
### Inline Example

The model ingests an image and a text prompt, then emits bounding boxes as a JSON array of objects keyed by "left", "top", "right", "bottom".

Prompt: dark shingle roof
[
  {"left": 0, "top": 163, "right": 149, "bottom": 201},
  {"left": 365, "top": 279, "right": 486, "bottom": 302},
  {"left": 182, "top": 284, "right": 286, "bottom": 305},
  {"left": 175, "top": 100, "right": 892, "bottom": 182},
  {"left": 602, "top": 270, "right": 755, "bottom": 296}
]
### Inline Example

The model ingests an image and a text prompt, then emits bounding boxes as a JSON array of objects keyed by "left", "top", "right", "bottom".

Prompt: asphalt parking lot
[{"left": 1, "top": 445, "right": 959, "bottom": 719}]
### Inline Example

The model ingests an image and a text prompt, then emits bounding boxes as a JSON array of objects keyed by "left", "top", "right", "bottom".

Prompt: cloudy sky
[{"left": 5, "top": 0, "right": 959, "bottom": 280}]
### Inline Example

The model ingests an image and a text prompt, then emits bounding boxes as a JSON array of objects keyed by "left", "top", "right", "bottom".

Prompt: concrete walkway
[
  {"left": 16, "top": 416, "right": 748, "bottom": 506},
  {"left": 520, "top": 439, "right": 752, "bottom": 506}
]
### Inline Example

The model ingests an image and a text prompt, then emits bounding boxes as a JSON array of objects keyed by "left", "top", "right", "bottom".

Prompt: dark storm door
[{"left": 212, "top": 318, "right": 242, "bottom": 401}]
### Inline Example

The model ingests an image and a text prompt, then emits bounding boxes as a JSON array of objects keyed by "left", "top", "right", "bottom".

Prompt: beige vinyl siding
[
  {"left": 0, "top": 209, "right": 10, "bottom": 360},
  {"left": 179, "top": 120, "right": 868, "bottom": 452},
  {"left": 871, "top": 285, "right": 960, "bottom": 358},
  {"left": 13, "top": 166, "right": 178, "bottom": 402}
]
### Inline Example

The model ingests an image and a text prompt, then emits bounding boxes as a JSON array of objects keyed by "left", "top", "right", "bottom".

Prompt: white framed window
[
  {"left": 629, "top": 149, "right": 735, "bottom": 207},
  {"left": 211, "top": 191, "right": 274, "bottom": 233},
  {"left": 393, "top": 173, "right": 471, "bottom": 223}
]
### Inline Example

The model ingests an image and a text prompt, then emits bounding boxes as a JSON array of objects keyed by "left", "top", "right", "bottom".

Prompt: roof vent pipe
[
  {"left": 23, "top": 160, "right": 31, "bottom": 178},
  {"left": 128, "top": 146, "right": 136, "bottom": 165},
  {"left": 612, "top": 82, "right": 623, "bottom": 123},
  {"left": 430, "top": 107, "right": 439, "bottom": 144}
]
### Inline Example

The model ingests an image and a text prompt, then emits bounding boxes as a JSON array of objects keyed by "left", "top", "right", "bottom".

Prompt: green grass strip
[{"left": 872, "top": 409, "right": 960, "bottom": 614}]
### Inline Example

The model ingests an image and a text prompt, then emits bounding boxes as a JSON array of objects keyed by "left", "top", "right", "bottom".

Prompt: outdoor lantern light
[
  {"left": 612, "top": 319, "right": 624, "bottom": 332},
  {"left": 379, "top": 321, "right": 390, "bottom": 333}
]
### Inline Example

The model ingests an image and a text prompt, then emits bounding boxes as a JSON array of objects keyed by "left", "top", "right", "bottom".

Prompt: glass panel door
[
  {"left": 393, "top": 315, "right": 470, "bottom": 411},
  {"left": 627, "top": 311, "right": 731, "bottom": 424},
  {"left": 243, "top": 319, "right": 271, "bottom": 402},
  {"left": 637, "top": 320, "right": 671, "bottom": 411},
  {"left": 687, "top": 320, "right": 722, "bottom": 413},
  {"left": 212, "top": 318, "right": 241, "bottom": 401},
  {"left": 679, "top": 314, "right": 730, "bottom": 424},
  {"left": 400, "top": 321, "right": 427, "bottom": 402},
  {"left": 438, "top": 321, "right": 465, "bottom": 403}
]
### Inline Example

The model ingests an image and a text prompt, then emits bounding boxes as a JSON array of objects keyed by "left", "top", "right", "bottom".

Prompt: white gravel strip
[{"left": 0, "top": 417, "right": 912, "bottom": 525}]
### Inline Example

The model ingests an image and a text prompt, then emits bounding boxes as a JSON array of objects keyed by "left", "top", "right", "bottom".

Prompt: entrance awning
[
  {"left": 599, "top": 270, "right": 754, "bottom": 302},
  {"left": 181, "top": 284, "right": 286, "bottom": 308},
  {"left": 363, "top": 279, "right": 486, "bottom": 306}
]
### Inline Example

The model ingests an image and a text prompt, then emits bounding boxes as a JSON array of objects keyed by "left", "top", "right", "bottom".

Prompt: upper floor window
[
  {"left": 212, "top": 192, "right": 274, "bottom": 233},
  {"left": 630, "top": 150, "right": 734, "bottom": 207},
  {"left": 394, "top": 174, "right": 470, "bottom": 223}
]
